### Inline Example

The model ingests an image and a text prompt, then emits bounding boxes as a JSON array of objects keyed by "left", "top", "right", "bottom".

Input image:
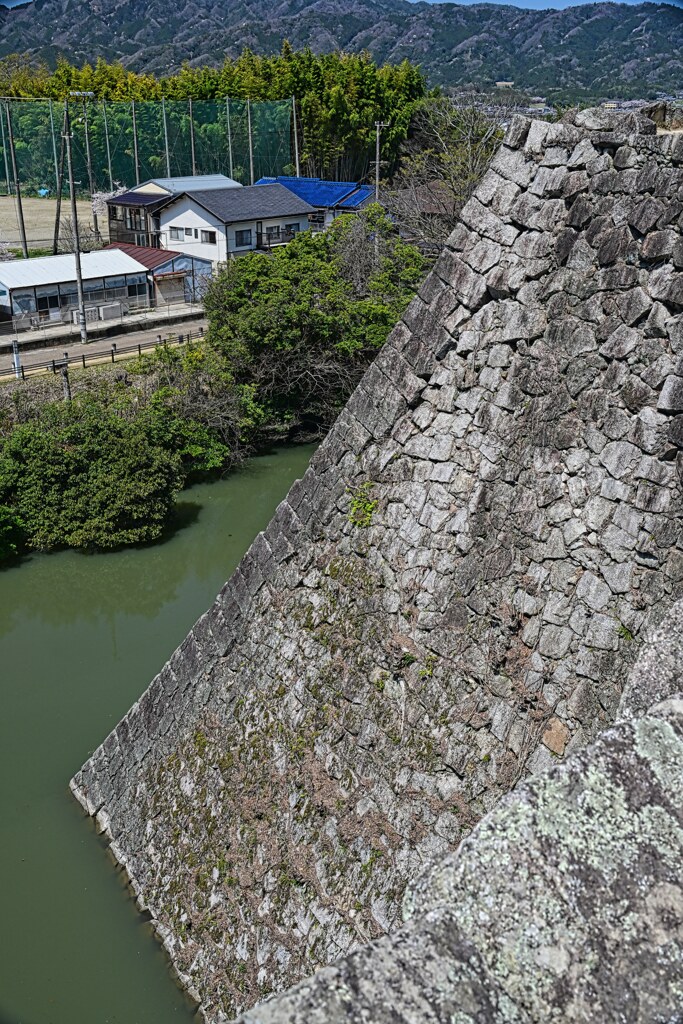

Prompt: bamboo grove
[{"left": 0, "top": 47, "right": 430, "bottom": 189}]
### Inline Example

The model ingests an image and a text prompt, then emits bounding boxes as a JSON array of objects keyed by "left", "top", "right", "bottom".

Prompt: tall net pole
[
  {"left": 131, "top": 100, "right": 140, "bottom": 185},
  {"left": 64, "top": 102, "right": 88, "bottom": 344},
  {"left": 52, "top": 115, "right": 66, "bottom": 254},
  {"left": 247, "top": 98, "right": 254, "bottom": 184},
  {"left": 4, "top": 101, "right": 28, "bottom": 257},
  {"left": 292, "top": 96, "right": 300, "bottom": 177},
  {"left": 49, "top": 99, "right": 60, "bottom": 193},
  {"left": 82, "top": 99, "right": 99, "bottom": 239},
  {"left": 0, "top": 104, "right": 10, "bottom": 196},
  {"left": 189, "top": 98, "right": 197, "bottom": 177},
  {"left": 102, "top": 101, "right": 114, "bottom": 191},
  {"left": 226, "top": 97, "right": 233, "bottom": 180},
  {"left": 162, "top": 97, "right": 171, "bottom": 177}
]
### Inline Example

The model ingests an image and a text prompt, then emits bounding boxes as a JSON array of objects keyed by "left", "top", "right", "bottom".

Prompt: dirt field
[{"left": 0, "top": 196, "right": 109, "bottom": 250}]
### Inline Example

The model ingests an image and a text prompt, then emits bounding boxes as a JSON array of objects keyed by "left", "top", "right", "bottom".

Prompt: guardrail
[{"left": 0, "top": 328, "right": 205, "bottom": 381}]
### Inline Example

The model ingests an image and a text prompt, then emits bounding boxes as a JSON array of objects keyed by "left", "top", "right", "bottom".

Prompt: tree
[
  {"left": 204, "top": 206, "right": 425, "bottom": 432},
  {"left": 384, "top": 97, "right": 503, "bottom": 251},
  {"left": 0, "top": 504, "right": 24, "bottom": 563},
  {"left": 0, "top": 397, "right": 184, "bottom": 550}
]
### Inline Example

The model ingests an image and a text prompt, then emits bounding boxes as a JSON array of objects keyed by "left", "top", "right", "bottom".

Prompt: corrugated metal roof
[
  {"left": 178, "top": 183, "right": 316, "bottom": 224},
  {"left": 141, "top": 174, "right": 241, "bottom": 193},
  {"left": 255, "top": 176, "right": 360, "bottom": 208},
  {"left": 108, "top": 190, "right": 166, "bottom": 207},
  {"left": 0, "top": 250, "right": 147, "bottom": 290},
  {"left": 105, "top": 242, "right": 182, "bottom": 270},
  {"left": 105, "top": 242, "right": 213, "bottom": 271},
  {"left": 338, "top": 184, "right": 375, "bottom": 209}
]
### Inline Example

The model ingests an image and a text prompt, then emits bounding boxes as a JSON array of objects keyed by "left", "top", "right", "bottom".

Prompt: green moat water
[{"left": 0, "top": 445, "right": 316, "bottom": 1024}]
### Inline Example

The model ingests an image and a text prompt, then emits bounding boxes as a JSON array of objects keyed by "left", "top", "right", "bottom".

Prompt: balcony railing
[{"left": 255, "top": 230, "right": 298, "bottom": 250}]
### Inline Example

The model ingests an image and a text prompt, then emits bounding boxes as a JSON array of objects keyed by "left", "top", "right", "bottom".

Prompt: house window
[
  {"left": 201, "top": 230, "right": 217, "bottom": 245},
  {"left": 185, "top": 228, "right": 192, "bottom": 237},
  {"left": 169, "top": 226, "right": 183, "bottom": 241},
  {"left": 285, "top": 223, "right": 300, "bottom": 234},
  {"left": 235, "top": 229, "right": 252, "bottom": 247}
]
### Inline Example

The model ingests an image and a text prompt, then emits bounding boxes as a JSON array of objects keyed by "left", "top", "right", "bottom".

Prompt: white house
[
  {"left": 107, "top": 174, "right": 241, "bottom": 248},
  {"left": 157, "top": 184, "right": 317, "bottom": 266}
]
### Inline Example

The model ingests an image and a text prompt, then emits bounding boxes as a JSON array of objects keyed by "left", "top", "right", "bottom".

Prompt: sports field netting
[{"left": 0, "top": 97, "right": 296, "bottom": 197}]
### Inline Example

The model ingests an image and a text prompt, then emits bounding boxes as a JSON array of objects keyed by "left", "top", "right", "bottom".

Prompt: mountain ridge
[{"left": 0, "top": 0, "right": 681, "bottom": 96}]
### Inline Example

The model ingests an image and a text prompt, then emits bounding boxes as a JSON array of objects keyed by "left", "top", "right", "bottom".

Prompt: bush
[
  {"left": 0, "top": 397, "right": 184, "bottom": 550},
  {"left": 0, "top": 504, "right": 24, "bottom": 563},
  {"left": 204, "top": 206, "right": 425, "bottom": 431}
]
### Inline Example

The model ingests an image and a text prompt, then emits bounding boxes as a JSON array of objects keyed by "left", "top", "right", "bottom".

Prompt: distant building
[
  {"left": 0, "top": 250, "right": 150, "bottom": 328},
  {"left": 157, "top": 183, "right": 316, "bottom": 265},
  {"left": 495, "top": 80, "right": 514, "bottom": 89},
  {"left": 104, "top": 243, "right": 213, "bottom": 304},
  {"left": 255, "top": 177, "right": 375, "bottom": 228},
  {"left": 0, "top": 245, "right": 212, "bottom": 330},
  {"left": 107, "top": 174, "right": 241, "bottom": 249}
]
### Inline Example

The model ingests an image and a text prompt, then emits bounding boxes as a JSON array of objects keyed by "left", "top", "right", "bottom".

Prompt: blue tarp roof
[
  {"left": 255, "top": 176, "right": 370, "bottom": 209},
  {"left": 338, "top": 184, "right": 375, "bottom": 209}
]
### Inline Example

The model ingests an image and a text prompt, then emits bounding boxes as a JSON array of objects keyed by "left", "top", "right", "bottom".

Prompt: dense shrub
[
  {"left": 0, "top": 398, "right": 184, "bottom": 550},
  {"left": 204, "top": 206, "right": 425, "bottom": 430}
]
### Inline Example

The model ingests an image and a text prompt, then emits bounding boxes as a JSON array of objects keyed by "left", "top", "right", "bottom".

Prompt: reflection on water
[{"left": 0, "top": 444, "right": 315, "bottom": 1024}]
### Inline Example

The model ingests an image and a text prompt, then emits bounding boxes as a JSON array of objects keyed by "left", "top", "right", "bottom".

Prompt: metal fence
[
  {"left": 1, "top": 327, "right": 203, "bottom": 380},
  {"left": 0, "top": 96, "right": 296, "bottom": 198}
]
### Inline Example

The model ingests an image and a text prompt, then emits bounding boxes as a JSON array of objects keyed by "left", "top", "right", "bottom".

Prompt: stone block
[
  {"left": 576, "top": 571, "right": 612, "bottom": 611},
  {"left": 658, "top": 375, "right": 683, "bottom": 413},
  {"left": 460, "top": 197, "right": 519, "bottom": 247}
]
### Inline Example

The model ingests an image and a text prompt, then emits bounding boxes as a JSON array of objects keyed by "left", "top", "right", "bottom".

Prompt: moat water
[{"left": 0, "top": 444, "right": 316, "bottom": 1024}]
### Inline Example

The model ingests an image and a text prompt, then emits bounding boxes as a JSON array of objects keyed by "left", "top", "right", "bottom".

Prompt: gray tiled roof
[{"left": 182, "top": 183, "right": 316, "bottom": 223}]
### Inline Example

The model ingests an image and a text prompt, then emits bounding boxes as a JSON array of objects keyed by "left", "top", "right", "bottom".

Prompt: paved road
[{"left": 0, "top": 318, "right": 208, "bottom": 374}]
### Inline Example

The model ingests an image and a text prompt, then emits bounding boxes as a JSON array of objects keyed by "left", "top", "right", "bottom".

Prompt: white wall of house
[
  {"left": 158, "top": 196, "right": 310, "bottom": 266},
  {"left": 159, "top": 197, "right": 227, "bottom": 264}
]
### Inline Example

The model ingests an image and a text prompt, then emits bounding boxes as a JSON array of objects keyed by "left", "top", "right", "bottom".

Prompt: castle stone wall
[{"left": 71, "top": 108, "right": 683, "bottom": 1021}]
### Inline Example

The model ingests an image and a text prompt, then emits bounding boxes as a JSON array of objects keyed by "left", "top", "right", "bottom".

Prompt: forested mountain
[{"left": 0, "top": 0, "right": 681, "bottom": 98}]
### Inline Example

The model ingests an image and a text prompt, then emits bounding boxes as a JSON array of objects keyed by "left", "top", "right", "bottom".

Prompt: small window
[
  {"left": 235, "top": 229, "right": 252, "bottom": 248},
  {"left": 285, "top": 223, "right": 300, "bottom": 233},
  {"left": 194, "top": 229, "right": 199, "bottom": 239},
  {"left": 201, "top": 230, "right": 217, "bottom": 245},
  {"left": 169, "top": 226, "right": 183, "bottom": 241},
  {"left": 185, "top": 227, "right": 192, "bottom": 237}
]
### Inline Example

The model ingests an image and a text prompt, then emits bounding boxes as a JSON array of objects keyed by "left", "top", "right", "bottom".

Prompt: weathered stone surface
[
  {"left": 70, "top": 107, "right": 683, "bottom": 1022},
  {"left": 237, "top": 631, "right": 683, "bottom": 1023}
]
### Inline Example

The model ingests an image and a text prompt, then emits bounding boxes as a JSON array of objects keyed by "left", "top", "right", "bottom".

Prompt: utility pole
[
  {"left": 292, "top": 96, "right": 300, "bottom": 177},
  {"left": 189, "top": 98, "right": 197, "bottom": 176},
  {"left": 69, "top": 91, "right": 97, "bottom": 241},
  {"left": 81, "top": 96, "right": 99, "bottom": 239},
  {"left": 4, "top": 101, "right": 28, "bottom": 258},
  {"left": 131, "top": 100, "right": 140, "bottom": 185},
  {"left": 374, "top": 121, "right": 389, "bottom": 203},
  {"left": 162, "top": 97, "right": 171, "bottom": 177},
  {"left": 63, "top": 103, "right": 88, "bottom": 345},
  {"left": 247, "top": 99, "right": 254, "bottom": 185}
]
